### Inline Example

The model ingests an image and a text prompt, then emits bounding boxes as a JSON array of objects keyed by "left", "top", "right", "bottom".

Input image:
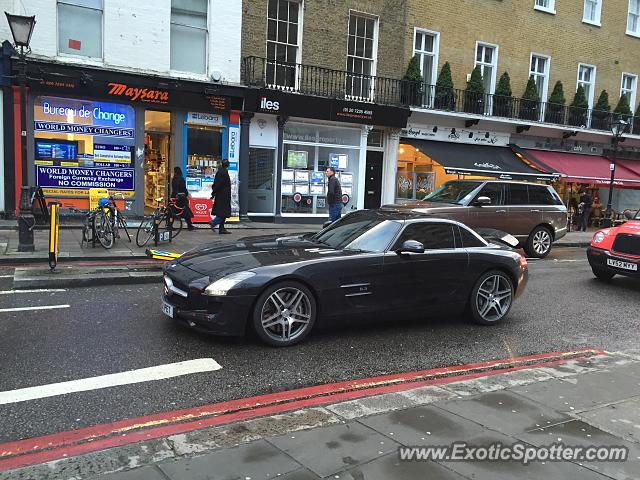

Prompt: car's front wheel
[
  {"left": 524, "top": 226, "right": 553, "bottom": 258},
  {"left": 592, "top": 268, "right": 615, "bottom": 281},
  {"left": 469, "top": 270, "right": 514, "bottom": 325},
  {"left": 252, "top": 281, "right": 317, "bottom": 347}
]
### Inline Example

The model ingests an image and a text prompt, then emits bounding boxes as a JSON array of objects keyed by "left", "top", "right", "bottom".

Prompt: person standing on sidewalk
[
  {"left": 325, "top": 167, "right": 343, "bottom": 223},
  {"left": 210, "top": 160, "right": 232, "bottom": 234},
  {"left": 578, "top": 188, "right": 592, "bottom": 232},
  {"left": 170, "top": 167, "right": 195, "bottom": 231}
]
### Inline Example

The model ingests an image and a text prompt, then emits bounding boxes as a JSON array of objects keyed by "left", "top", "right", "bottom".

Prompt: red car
[{"left": 587, "top": 210, "right": 640, "bottom": 280}]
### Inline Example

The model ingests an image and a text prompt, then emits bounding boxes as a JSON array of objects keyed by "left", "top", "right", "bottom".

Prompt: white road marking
[
  {"left": 0, "top": 275, "right": 14, "bottom": 278},
  {"left": 0, "top": 304, "right": 70, "bottom": 313},
  {"left": 0, "top": 289, "right": 67, "bottom": 295},
  {"left": 0, "top": 358, "right": 222, "bottom": 405}
]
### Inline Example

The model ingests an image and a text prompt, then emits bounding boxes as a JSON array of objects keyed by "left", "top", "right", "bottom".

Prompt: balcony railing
[{"left": 244, "top": 56, "right": 640, "bottom": 135}]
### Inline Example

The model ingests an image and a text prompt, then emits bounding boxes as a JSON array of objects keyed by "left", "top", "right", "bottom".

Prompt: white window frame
[
  {"left": 627, "top": 0, "right": 640, "bottom": 37},
  {"left": 530, "top": 53, "right": 550, "bottom": 120},
  {"left": 474, "top": 41, "right": 499, "bottom": 95},
  {"left": 56, "top": 0, "right": 104, "bottom": 60},
  {"left": 621, "top": 72, "right": 638, "bottom": 111},
  {"left": 412, "top": 27, "right": 440, "bottom": 86},
  {"left": 534, "top": 0, "right": 556, "bottom": 14},
  {"left": 264, "top": 0, "right": 304, "bottom": 88},
  {"left": 583, "top": 0, "right": 602, "bottom": 26},
  {"left": 170, "top": 0, "right": 209, "bottom": 76},
  {"left": 576, "top": 63, "right": 597, "bottom": 109},
  {"left": 345, "top": 10, "right": 380, "bottom": 100}
]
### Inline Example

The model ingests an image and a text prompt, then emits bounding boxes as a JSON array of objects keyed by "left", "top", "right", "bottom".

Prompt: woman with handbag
[{"left": 170, "top": 166, "right": 195, "bottom": 231}]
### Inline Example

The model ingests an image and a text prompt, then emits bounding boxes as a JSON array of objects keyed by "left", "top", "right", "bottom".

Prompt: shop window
[
  {"left": 396, "top": 144, "right": 436, "bottom": 201},
  {"left": 144, "top": 111, "right": 171, "bottom": 212},
  {"left": 266, "top": 0, "right": 301, "bottom": 88},
  {"left": 170, "top": 0, "right": 208, "bottom": 74},
  {"left": 57, "top": 0, "right": 103, "bottom": 59},
  {"left": 185, "top": 124, "right": 223, "bottom": 201}
]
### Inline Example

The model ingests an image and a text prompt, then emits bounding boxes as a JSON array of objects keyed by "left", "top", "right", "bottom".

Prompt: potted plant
[
  {"left": 464, "top": 66, "right": 485, "bottom": 114},
  {"left": 493, "top": 72, "right": 513, "bottom": 118},
  {"left": 401, "top": 55, "right": 423, "bottom": 106},
  {"left": 568, "top": 86, "right": 589, "bottom": 127},
  {"left": 434, "top": 62, "right": 456, "bottom": 110},
  {"left": 545, "top": 81, "right": 566, "bottom": 124},
  {"left": 519, "top": 76, "right": 541, "bottom": 121},
  {"left": 591, "top": 90, "right": 611, "bottom": 130}
]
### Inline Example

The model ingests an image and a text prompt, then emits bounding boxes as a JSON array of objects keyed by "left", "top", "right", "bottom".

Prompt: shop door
[
  {"left": 248, "top": 147, "right": 276, "bottom": 214},
  {"left": 364, "top": 151, "right": 383, "bottom": 209},
  {"left": 144, "top": 111, "right": 172, "bottom": 215}
]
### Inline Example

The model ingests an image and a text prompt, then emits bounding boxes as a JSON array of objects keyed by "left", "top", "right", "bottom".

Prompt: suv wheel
[{"left": 524, "top": 226, "right": 552, "bottom": 258}]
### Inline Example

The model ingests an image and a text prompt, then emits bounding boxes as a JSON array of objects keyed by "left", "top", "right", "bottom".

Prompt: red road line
[{"left": 0, "top": 348, "right": 604, "bottom": 471}]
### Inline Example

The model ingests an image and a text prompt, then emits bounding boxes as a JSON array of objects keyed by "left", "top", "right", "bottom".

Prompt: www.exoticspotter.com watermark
[{"left": 399, "top": 442, "right": 628, "bottom": 465}]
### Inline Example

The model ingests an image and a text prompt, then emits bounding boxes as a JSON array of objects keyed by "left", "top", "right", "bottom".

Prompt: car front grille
[
  {"left": 612, "top": 234, "right": 640, "bottom": 257},
  {"left": 163, "top": 274, "right": 220, "bottom": 312}
]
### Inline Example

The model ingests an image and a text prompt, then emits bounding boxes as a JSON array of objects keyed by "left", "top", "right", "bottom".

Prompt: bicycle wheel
[
  {"left": 95, "top": 209, "right": 114, "bottom": 249},
  {"left": 136, "top": 216, "right": 155, "bottom": 247},
  {"left": 165, "top": 215, "right": 183, "bottom": 239}
]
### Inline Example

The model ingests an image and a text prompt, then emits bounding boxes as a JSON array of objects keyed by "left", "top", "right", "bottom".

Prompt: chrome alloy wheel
[
  {"left": 532, "top": 229, "right": 551, "bottom": 256},
  {"left": 260, "top": 287, "right": 312, "bottom": 342},
  {"left": 475, "top": 274, "right": 513, "bottom": 322}
]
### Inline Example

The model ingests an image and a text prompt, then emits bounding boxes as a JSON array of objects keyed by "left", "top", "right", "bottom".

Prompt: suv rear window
[{"left": 528, "top": 185, "right": 558, "bottom": 205}]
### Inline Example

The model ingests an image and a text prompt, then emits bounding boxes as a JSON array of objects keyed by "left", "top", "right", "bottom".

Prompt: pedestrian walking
[
  {"left": 578, "top": 188, "right": 592, "bottom": 232},
  {"left": 170, "top": 167, "right": 195, "bottom": 231},
  {"left": 210, "top": 159, "right": 232, "bottom": 234},
  {"left": 325, "top": 167, "right": 343, "bottom": 223}
]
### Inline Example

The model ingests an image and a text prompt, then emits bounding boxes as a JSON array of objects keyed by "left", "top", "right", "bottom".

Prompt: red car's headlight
[{"left": 593, "top": 231, "right": 606, "bottom": 243}]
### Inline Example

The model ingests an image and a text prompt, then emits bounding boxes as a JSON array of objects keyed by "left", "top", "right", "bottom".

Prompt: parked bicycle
[
  {"left": 135, "top": 197, "right": 184, "bottom": 247},
  {"left": 108, "top": 193, "right": 132, "bottom": 243},
  {"left": 78, "top": 194, "right": 131, "bottom": 249}
]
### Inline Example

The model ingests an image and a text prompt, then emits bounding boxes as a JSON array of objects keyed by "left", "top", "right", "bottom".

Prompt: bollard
[
  {"left": 48, "top": 202, "right": 60, "bottom": 270},
  {"left": 17, "top": 186, "right": 35, "bottom": 252}
]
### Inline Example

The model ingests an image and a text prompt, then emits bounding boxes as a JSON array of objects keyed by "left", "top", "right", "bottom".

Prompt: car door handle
[{"left": 496, "top": 209, "right": 507, "bottom": 213}]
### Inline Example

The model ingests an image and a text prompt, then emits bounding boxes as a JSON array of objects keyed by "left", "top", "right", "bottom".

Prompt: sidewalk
[{"left": 3, "top": 349, "right": 639, "bottom": 480}]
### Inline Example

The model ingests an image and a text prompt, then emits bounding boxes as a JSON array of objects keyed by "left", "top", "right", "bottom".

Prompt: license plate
[
  {"left": 162, "top": 301, "right": 174, "bottom": 318},
  {"left": 607, "top": 258, "right": 638, "bottom": 271}
]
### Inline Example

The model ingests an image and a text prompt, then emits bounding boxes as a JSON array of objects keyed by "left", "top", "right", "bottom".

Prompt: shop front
[
  {"left": 15, "top": 61, "right": 244, "bottom": 220},
  {"left": 244, "top": 89, "right": 410, "bottom": 222}
]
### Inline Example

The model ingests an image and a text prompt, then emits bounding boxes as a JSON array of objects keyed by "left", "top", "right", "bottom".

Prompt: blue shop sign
[{"left": 36, "top": 166, "right": 135, "bottom": 191}]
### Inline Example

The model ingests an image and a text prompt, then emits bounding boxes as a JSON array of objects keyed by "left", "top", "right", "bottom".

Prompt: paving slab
[
  {"left": 342, "top": 452, "right": 466, "bottom": 480},
  {"left": 359, "top": 404, "right": 487, "bottom": 446},
  {"left": 157, "top": 439, "right": 301, "bottom": 480},
  {"left": 440, "top": 368, "right": 556, "bottom": 396},
  {"left": 517, "top": 420, "right": 640, "bottom": 480},
  {"left": 266, "top": 422, "right": 400, "bottom": 478},
  {"left": 91, "top": 467, "right": 167, "bottom": 480},
  {"left": 577, "top": 397, "right": 640, "bottom": 444}
]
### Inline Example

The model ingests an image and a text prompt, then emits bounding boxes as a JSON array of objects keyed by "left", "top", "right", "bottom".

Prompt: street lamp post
[
  {"left": 4, "top": 12, "right": 36, "bottom": 251},
  {"left": 603, "top": 118, "right": 629, "bottom": 228}
]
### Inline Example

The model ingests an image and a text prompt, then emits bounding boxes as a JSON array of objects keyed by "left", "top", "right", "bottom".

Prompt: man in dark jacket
[
  {"left": 325, "top": 167, "right": 343, "bottom": 223},
  {"left": 210, "top": 160, "right": 232, "bottom": 234},
  {"left": 170, "top": 167, "right": 194, "bottom": 230},
  {"left": 578, "top": 188, "right": 593, "bottom": 232}
]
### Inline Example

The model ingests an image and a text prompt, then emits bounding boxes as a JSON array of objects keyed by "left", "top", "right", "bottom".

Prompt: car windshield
[
  {"left": 310, "top": 212, "right": 401, "bottom": 252},
  {"left": 423, "top": 181, "right": 480, "bottom": 204},
  {"left": 635, "top": 210, "right": 640, "bottom": 220}
]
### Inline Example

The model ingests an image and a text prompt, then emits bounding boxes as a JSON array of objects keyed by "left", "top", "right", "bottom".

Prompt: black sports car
[{"left": 161, "top": 209, "right": 528, "bottom": 346}]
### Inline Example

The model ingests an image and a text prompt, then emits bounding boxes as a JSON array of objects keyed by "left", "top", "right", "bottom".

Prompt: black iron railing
[{"left": 244, "top": 56, "right": 640, "bottom": 134}]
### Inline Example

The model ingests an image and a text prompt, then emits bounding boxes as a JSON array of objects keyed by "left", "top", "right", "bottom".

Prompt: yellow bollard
[{"left": 48, "top": 202, "right": 60, "bottom": 270}]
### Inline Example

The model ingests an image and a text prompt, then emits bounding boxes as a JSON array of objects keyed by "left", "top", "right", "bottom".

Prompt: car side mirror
[
  {"left": 397, "top": 240, "right": 425, "bottom": 254},
  {"left": 473, "top": 196, "right": 492, "bottom": 206}
]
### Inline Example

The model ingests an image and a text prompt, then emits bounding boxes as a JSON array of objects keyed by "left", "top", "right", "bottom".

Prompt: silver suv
[{"left": 387, "top": 180, "right": 567, "bottom": 258}]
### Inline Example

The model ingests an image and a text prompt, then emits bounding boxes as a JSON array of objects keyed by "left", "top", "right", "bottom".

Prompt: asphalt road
[{"left": 0, "top": 247, "right": 638, "bottom": 443}]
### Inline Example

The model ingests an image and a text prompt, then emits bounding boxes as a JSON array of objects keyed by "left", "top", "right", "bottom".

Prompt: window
[
  {"left": 508, "top": 184, "right": 529, "bottom": 205},
  {"left": 57, "top": 0, "right": 103, "bottom": 58},
  {"left": 528, "top": 185, "right": 558, "bottom": 205},
  {"left": 628, "top": 0, "right": 640, "bottom": 36},
  {"left": 583, "top": 0, "right": 602, "bottom": 25},
  {"left": 170, "top": 0, "right": 207, "bottom": 74},
  {"left": 475, "top": 43, "right": 498, "bottom": 95},
  {"left": 458, "top": 226, "right": 487, "bottom": 248},
  {"left": 621, "top": 73, "right": 638, "bottom": 110},
  {"left": 577, "top": 64, "right": 596, "bottom": 109},
  {"left": 346, "top": 13, "right": 378, "bottom": 100},
  {"left": 396, "top": 223, "right": 456, "bottom": 250},
  {"left": 475, "top": 183, "right": 505, "bottom": 206},
  {"left": 266, "top": 0, "right": 301, "bottom": 88},
  {"left": 413, "top": 29, "right": 439, "bottom": 87},
  {"left": 530, "top": 54, "right": 550, "bottom": 106},
  {"left": 534, "top": 0, "right": 556, "bottom": 13}
]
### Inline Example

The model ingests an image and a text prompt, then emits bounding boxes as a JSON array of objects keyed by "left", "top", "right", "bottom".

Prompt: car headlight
[
  {"left": 204, "top": 271, "right": 256, "bottom": 296},
  {"left": 593, "top": 231, "right": 606, "bottom": 243}
]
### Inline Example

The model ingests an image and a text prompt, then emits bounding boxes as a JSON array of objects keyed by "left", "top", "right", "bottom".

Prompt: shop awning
[
  {"left": 401, "top": 139, "right": 558, "bottom": 181},
  {"left": 618, "top": 158, "right": 640, "bottom": 177},
  {"left": 523, "top": 149, "right": 640, "bottom": 188}
]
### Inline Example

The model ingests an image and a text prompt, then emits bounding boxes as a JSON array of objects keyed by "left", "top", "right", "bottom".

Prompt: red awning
[
  {"left": 618, "top": 158, "right": 640, "bottom": 177},
  {"left": 524, "top": 149, "right": 640, "bottom": 188}
]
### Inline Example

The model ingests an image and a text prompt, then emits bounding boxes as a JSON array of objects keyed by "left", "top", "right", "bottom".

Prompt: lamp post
[
  {"left": 5, "top": 12, "right": 36, "bottom": 251},
  {"left": 602, "top": 118, "right": 629, "bottom": 228}
]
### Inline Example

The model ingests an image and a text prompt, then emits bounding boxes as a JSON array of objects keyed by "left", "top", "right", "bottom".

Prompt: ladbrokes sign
[{"left": 107, "top": 83, "right": 169, "bottom": 104}]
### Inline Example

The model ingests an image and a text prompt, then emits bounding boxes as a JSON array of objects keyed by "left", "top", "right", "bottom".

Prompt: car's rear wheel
[
  {"left": 592, "top": 268, "right": 615, "bottom": 281},
  {"left": 252, "top": 281, "right": 316, "bottom": 347},
  {"left": 524, "top": 226, "right": 552, "bottom": 258},
  {"left": 469, "top": 270, "right": 514, "bottom": 325}
]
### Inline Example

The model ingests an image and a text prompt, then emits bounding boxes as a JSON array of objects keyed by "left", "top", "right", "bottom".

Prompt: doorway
[
  {"left": 144, "top": 111, "right": 171, "bottom": 214},
  {"left": 364, "top": 150, "right": 383, "bottom": 209},
  {"left": 248, "top": 147, "right": 276, "bottom": 214}
]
